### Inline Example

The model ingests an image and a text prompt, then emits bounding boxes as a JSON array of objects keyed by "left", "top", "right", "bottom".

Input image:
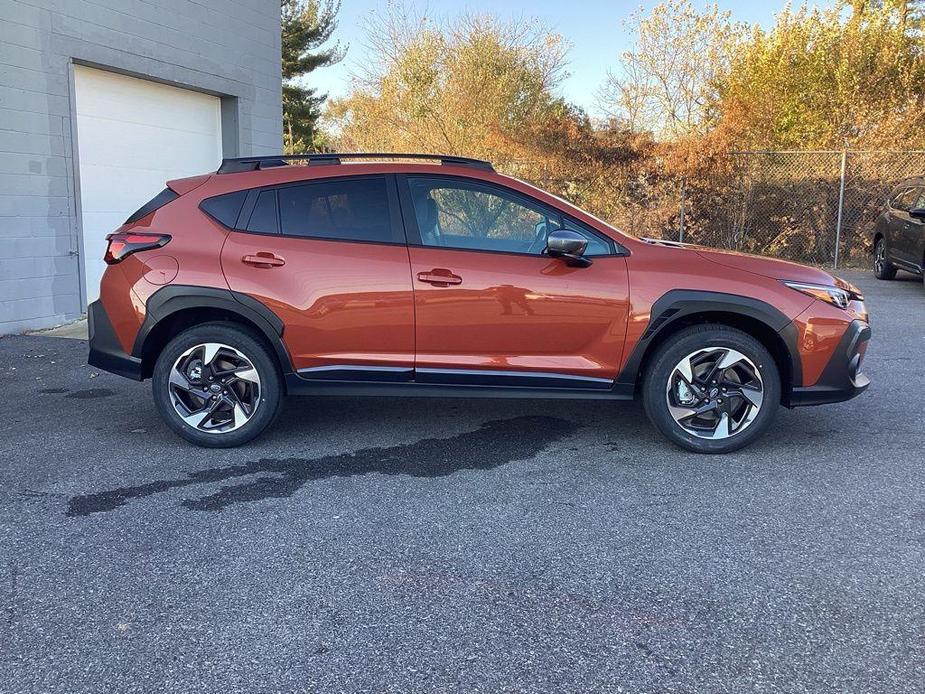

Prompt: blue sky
[{"left": 310, "top": 1, "right": 786, "bottom": 117}]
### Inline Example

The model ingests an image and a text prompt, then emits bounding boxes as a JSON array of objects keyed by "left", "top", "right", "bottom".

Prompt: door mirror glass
[{"left": 546, "top": 229, "right": 591, "bottom": 267}]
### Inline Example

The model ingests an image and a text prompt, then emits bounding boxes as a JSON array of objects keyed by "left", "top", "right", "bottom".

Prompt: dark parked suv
[
  {"left": 88, "top": 153, "right": 871, "bottom": 453},
  {"left": 873, "top": 177, "right": 925, "bottom": 285}
]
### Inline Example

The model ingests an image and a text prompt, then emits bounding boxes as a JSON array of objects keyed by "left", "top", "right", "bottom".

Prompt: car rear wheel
[
  {"left": 152, "top": 322, "right": 282, "bottom": 447},
  {"left": 874, "top": 238, "right": 897, "bottom": 280},
  {"left": 642, "top": 325, "right": 781, "bottom": 454}
]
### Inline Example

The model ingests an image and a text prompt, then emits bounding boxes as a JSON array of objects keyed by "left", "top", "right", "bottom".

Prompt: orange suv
[{"left": 88, "top": 153, "right": 871, "bottom": 453}]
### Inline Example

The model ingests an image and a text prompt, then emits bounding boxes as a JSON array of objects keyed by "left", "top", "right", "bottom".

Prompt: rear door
[
  {"left": 889, "top": 186, "right": 920, "bottom": 263},
  {"left": 221, "top": 175, "right": 416, "bottom": 378},
  {"left": 398, "top": 174, "right": 630, "bottom": 387}
]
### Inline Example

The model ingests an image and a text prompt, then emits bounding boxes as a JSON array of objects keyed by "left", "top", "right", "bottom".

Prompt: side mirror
[
  {"left": 545, "top": 229, "right": 591, "bottom": 267},
  {"left": 910, "top": 207, "right": 925, "bottom": 220}
]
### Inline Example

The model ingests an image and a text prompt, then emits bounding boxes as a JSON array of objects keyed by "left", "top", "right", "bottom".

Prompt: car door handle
[
  {"left": 242, "top": 252, "right": 285, "bottom": 268},
  {"left": 416, "top": 269, "right": 462, "bottom": 286}
]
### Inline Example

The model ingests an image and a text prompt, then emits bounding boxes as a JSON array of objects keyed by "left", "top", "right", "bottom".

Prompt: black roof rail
[{"left": 216, "top": 152, "right": 495, "bottom": 174}]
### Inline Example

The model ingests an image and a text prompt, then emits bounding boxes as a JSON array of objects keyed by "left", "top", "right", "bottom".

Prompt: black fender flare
[
  {"left": 615, "top": 289, "right": 802, "bottom": 393},
  {"left": 132, "top": 285, "right": 294, "bottom": 375}
]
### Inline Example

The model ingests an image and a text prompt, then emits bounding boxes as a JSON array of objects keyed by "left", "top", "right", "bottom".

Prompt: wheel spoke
[
  {"left": 169, "top": 367, "right": 194, "bottom": 393},
  {"left": 676, "top": 355, "right": 695, "bottom": 384},
  {"left": 179, "top": 399, "right": 221, "bottom": 429},
  {"left": 732, "top": 383, "right": 763, "bottom": 407},
  {"left": 717, "top": 349, "right": 749, "bottom": 371},
  {"left": 232, "top": 401, "right": 248, "bottom": 428},
  {"left": 231, "top": 366, "right": 260, "bottom": 384},
  {"left": 201, "top": 343, "right": 223, "bottom": 368},
  {"left": 700, "top": 349, "right": 728, "bottom": 384},
  {"left": 710, "top": 412, "right": 731, "bottom": 439},
  {"left": 668, "top": 400, "right": 717, "bottom": 422}
]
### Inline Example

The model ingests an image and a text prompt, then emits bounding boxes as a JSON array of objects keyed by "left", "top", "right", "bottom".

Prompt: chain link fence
[
  {"left": 658, "top": 150, "right": 925, "bottom": 269},
  {"left": 503, "top": 150, "right": 925, "bottom": 269}
]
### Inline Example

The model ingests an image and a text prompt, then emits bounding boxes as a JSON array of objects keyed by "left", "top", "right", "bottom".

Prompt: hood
[{"left": 694, "top": 246, "right": 850, "bottom": 289}]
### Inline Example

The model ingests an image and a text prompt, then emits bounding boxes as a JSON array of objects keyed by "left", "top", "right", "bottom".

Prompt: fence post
[
  {"left": 678, "top": 178, "right": 686, "bottom": 243},
  {"left": 834, "top": 150, "right": 847, "bottom": 270}
]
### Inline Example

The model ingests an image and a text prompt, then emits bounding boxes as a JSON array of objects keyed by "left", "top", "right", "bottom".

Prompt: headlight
[{"left": 783, "top": 281, "right": 861, "bottom": 309}]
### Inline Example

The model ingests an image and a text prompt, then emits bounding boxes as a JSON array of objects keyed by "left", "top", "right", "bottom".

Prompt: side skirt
[{"left": 285, "top": 373, "right": 635, "bottom": 401}]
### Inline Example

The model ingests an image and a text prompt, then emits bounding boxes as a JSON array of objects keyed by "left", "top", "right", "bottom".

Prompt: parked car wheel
[
  {"left": 642, "top": 325, "right": 781, "bottom": 454},
  {"left": 873, "top": 238, "right": 898, "bottom": 280},
  {"left": 152, "top": 323, "right": 282, "bottom": 447}
]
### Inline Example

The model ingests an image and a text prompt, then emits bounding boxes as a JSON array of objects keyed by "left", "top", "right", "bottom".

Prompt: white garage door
[{"left": 74, "top": 65, "right": 222, "bottom": 304}]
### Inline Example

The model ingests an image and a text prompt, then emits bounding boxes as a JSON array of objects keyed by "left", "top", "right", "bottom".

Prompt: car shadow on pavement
[{"left": 65, "top": 415, "right": 579, "bottom": 517}]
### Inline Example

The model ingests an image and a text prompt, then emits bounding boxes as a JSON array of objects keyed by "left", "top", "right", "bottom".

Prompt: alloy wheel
[
  {"left": 665, "top": 348, "right": 764, "bottom": 440},
  {"left": 875, "top": 241, "right": 885, "bottom": 274},
  {"left": 168, "top": 343, "right": 261, "bottom": 434}
]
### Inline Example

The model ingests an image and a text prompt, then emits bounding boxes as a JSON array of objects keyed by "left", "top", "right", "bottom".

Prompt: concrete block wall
[{"left": 0, "top": 0, "right": 282, "bottom": 334}]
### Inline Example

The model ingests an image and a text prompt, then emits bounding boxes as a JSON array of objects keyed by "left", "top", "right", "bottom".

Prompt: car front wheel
[
  {"left": 642, "top": 325, "right": 781, "bottom": 454},
  {"left": 874, "top": 238, "right": 897, "bottom": 280},
  {"left": 152, "top": 322, "right": 282, "bottom": 447}
]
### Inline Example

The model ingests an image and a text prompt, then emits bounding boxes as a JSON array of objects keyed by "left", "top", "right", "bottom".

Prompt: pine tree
[{"left": 281, "top": 0, "right": 345, "bottom": 152}]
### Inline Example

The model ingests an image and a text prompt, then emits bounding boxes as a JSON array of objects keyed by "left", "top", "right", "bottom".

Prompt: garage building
[{"left": 1, "top": 0, "right": 282, "bottom": 334}]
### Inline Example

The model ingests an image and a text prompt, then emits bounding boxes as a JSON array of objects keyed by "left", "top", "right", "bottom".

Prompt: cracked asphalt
[{"left": 0, "top": 270, "right": 923, "bottom": 693}]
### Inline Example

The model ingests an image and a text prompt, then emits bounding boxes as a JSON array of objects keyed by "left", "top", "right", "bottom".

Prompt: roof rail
[{"left": 216, "top": 152, "right": 495, "bottom": 174}]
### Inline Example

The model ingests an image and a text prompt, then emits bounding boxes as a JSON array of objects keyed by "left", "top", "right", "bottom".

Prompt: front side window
[
  {"left": 278, "top": 177, "right": 393, "bottom": 243},
  {"left": 892, "top": 187, "right": 920, "bottom": 212},
  {"left": 911, "top": 189, "right": 925, "bottom": 212},
  {"left": 407, "top": 178, "right": 557, "bottom": 255}
]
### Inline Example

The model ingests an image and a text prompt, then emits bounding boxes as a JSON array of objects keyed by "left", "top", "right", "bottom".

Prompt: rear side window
[
  {"left": 246, "top": 190, "right": 279, "bottom": 234},
  {"left": 125, "top": 188, "right": 178, "bottom": 224},
  {"left": 278, "top": 177, "right": 392, "bottom": 242},
  {"left": 200, "top": 190, "right": 247, "bottom": 228}
]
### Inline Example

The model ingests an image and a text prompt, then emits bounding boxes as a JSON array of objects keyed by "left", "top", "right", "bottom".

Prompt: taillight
[{"left": 104, "top": 232, "right": 171, "bottom": 264}]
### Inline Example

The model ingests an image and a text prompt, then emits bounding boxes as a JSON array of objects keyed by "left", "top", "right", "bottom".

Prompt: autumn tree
[
  {"left": 327, "top": 7, "right": 656, "bottom": 222},
  {"left": 330, "top": 9, "right": 568, "bottom": 158},
  {"left": 597, "top": 0, "right": 740, "bottom": 140},
  {"left": 281, "top": 0, "right": 345, "bottom": 152},
  {"left": 712, "top": 1, "right": 925, "bottom": 149}
]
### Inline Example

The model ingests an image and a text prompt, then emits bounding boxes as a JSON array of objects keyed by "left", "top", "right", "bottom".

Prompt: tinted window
[
  {"left": 125, "top": 188, "right": 178, "bottom": 224},
  {"left": 246, "top": 190, "right": 279, "bottom": 234},
  {"left": 893, "top": 187, "right": 920, "bottom": 211},
  {"left": 278, "top": 177, "right": 392, "bottom": 242},
  {"left": 911, "top": 190, "right": 925, "bottom": 211},
  {"left": 407, "top": 178, "right": 556, "bottom": 254},
  {"left": 200, "top": 190, "right": 247, "bottom": 228}
]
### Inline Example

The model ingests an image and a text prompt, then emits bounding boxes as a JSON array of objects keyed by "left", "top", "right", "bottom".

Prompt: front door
[
  {"left": 901, "top": 188, "right": 925, "bottom": 268},
  {"left": 221, "top": 175, "right": 415, "bottom": 378},
  {"left": 399, "top": 175, "right": 630, "bottom": 387}
]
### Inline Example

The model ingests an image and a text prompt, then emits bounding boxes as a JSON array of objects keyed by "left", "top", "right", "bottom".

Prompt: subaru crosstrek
[{"left": 88, "top": 153, "right": 871, "bottom": 453}]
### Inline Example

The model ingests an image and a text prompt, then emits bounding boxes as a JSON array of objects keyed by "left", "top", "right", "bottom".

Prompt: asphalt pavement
[{"left": 1, "top": 270, "right": 923, "bottom": 693}]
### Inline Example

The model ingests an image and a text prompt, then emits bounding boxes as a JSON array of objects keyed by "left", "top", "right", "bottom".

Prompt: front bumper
[
  {"left": 87, "top": 300, "right": 143, "bottom": 380},
  {"left": 789, "top": 319, "right": 871, "bottom": 406}
]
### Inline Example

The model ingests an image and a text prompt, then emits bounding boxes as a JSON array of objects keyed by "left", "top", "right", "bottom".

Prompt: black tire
[
  {"left": 152, "top": 322, "right": 283, "bottom": 448},
  {"left": 874, "top": 237, "right": 897, "bottom": 280},
  {"left": 642, "top": 325, "right": 781, "bottom": 454}
]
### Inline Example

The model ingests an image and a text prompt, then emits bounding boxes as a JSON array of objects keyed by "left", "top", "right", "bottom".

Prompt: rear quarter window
[{"left": 125, "top": 188, "right": 178, "bottom": 224}]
